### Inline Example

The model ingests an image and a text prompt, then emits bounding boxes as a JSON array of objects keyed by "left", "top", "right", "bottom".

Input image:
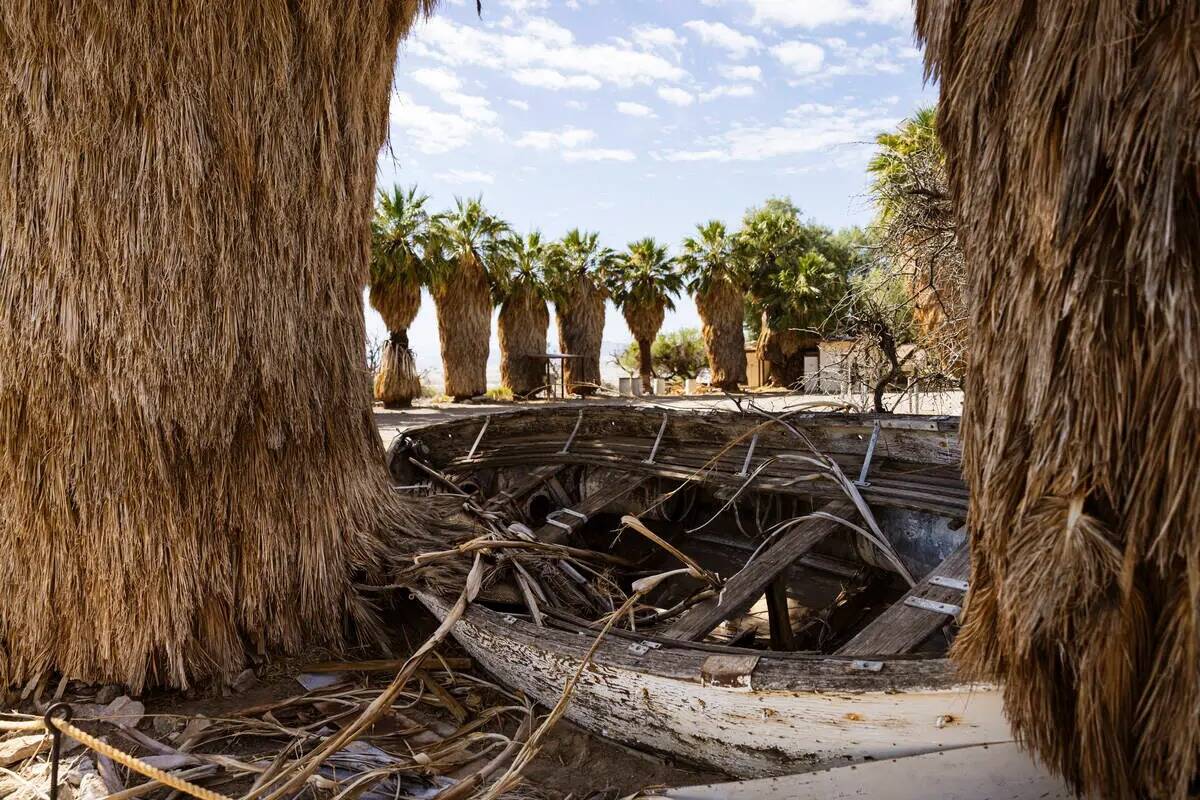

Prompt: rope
[{"left": 47, "top": 716, "right": 233, "bottom": 800}]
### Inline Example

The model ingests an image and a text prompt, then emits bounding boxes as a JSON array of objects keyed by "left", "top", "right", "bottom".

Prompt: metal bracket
[
  {"left": 502, "top": 614, "right": 518, "bottom": 625},
  {"left": 560, "top": 410, "right": 584, "bottom": 454},
  {"left": 850, "top": 660, "right": 884, "bottom": 673},
  {"left": 904, "top": 596, "right": 962, "bottom": 617},
  {"left": 642, "top": 413, "right": 669, "bottom": 465},
  {"left": 855, "top": 420, "right": 882, "bottom": 487},
  {"left": 629, "top": 640, "right": 663, "bottom": 656},
  {"left": 929, "top": 576, "right": 969, "bottom": 592},
  {"left": 465, "top": 415, "right": 491, "bottom": 460},
  {"left": 735, "top": 432, "right": 759, "bottom": 478}
]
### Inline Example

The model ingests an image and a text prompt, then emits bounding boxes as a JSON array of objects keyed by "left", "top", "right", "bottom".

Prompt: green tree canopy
[
  {"left": 543, "top": 228, "right": 619, "bottom": 303},
  {"left": 738, "top": 197, "right": 855, "bottom": 338},
  {"left": 370, "top": 185, "right": 433, "bottom": 290},
  {"left": 609, "top": 237, "right": 683, "bottom": 311},
  {"left": 426, "top": 196, "right": 510, "bottom": 288},
  {"left": 490, "top": 230, "right": 550, "bottom": 304},
  {"left": 680, "top": 220, "right": 746, "bottom": 295}
]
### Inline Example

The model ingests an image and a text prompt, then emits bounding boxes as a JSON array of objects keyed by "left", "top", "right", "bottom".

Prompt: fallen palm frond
[
  {"left": 916, "top": 2, "right": 1200, "bottom": 797},
  {"left": 0, "top": 0, "right": 465, "bottom": 694},
  {"left": 0, "top": 643, "right": 540, "bottom": 800}
]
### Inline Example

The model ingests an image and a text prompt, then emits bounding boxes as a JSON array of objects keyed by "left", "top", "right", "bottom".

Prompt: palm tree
[
  {"left": 492, "top": 231, "right": 551, "bottom": 398},
  {"left": 681, "top": 221, "right": 748, "bottom": 390},
  {"left": 739, "top": 200, "right": 848, "bottom": 387},
  {"left": 610, "top": 238, "right": 683, "bottom": 393},
  {"left": 917, "top": 4, "right": 1198, "bottom": 798},
  {"left": 0, "top": 0, "right": 450, "bottom": 691},
  {"left": 427, "top": 197, "right": 509, "bottom": 400},
  {"left": 867, "top": 107, "right": 965, "bottom": 373},
  {"left": 545, "top": 229, "right": 616, "bottom": 396},
  {"left": 369, "top": 185, "right": 430, "bottom": 408}
]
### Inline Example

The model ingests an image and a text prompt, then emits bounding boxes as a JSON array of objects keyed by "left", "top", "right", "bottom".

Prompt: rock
[
  {"left": 0, "top": 733, "right": 49, "bottom": 767},
  {"left": 93, "top": 685, "right": 121, "bottom": 705},
  {"left": 231, "top": 668, "right": 258, "bottom": 694}
]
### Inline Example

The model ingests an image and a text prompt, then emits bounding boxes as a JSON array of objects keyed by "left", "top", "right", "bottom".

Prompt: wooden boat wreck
[{"left": 387, "top": 405, "right": 1007, "bottom": 778}]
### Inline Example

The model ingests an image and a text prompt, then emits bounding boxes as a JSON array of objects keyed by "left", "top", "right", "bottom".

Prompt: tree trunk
[
  {"left": 432, "top": 256, "right": 491, "bottom": 401},
  {"left": 917, "top": 2, "right": 1200, "bottom": 797},
  {"left": 697, "top": 281, "right": 747, "bottom": 390},
  {"left": 375, "top": 329, "right": 421, "bottom": 409},
  {"left": 556, "top": 277, "right": 605, "bottom": 396},
  {"left": 0, "top": 1, "right": 452, "bottom": 692},
  {"left": 499, "top": 289, "right": 549, "bottom": 398},
  {"left": 637, "top": 337, "right": 654, "bottom": 393}
]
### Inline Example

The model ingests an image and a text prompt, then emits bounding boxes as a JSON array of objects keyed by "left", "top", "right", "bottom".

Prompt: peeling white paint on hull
[{"left": 417, "top": 592, "right": 1012, "bottom": 778}]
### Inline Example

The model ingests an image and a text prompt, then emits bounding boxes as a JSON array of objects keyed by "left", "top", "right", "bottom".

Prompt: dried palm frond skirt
[
  {"left": 917, "top": 1, "right": 1200, "bottom": 798},
  {"left": 0, "top": 0, "right": 463, "bottom": 692}
]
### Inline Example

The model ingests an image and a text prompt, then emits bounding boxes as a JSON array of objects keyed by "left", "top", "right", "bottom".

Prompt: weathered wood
[
  {"left": 836, "top": 544, "right": 969, "bottom": 656},
  {"left": 415, "top": 589, "right": 1010, "bottom": 779},
  {"left": 765, "top": 572, "right": 796, "bottom": 651},
  {"left": 535, "top": 474, "right": 651, "bottom": 544},
  {"left": 483, "top": 464, "right": 565, "bottom": 512},
  {"left": 665, "top": 501, "right": 855, "bottom": 641}
]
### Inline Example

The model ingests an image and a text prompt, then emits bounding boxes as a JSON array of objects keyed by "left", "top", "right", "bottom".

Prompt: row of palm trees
[{"left": 369, "top": 185, "right": 846, "bottom": 405}]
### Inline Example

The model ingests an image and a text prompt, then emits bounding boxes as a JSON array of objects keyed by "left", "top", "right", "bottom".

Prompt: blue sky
[{"left": 368, "top": 0, "right": 936, "bottom": 384}]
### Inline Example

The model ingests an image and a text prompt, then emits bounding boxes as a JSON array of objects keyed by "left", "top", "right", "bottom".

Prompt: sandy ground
[{"left": 374, "top": 389, "right": 964, "bottom": 450}]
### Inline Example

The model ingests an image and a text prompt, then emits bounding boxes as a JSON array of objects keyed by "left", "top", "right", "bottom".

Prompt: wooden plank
[
  {"left": 536, "top": 474, "right": 651, "bottom": 544},
  {"left": 836, "top": 544, "right": 969, "bottom": 656},
  {"left": 665, "top": 500, "right": 855, "bottom": 642},
  {"left": 483, "top": 464, "right": 565, "bottom": 512}
]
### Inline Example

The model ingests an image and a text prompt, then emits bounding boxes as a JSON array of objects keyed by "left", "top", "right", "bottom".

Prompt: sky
[{"left": 367, "top": 0, "right": 937, "bottom": 385}]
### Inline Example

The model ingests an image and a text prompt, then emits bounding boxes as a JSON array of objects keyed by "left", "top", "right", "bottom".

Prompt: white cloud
[
  {"left": 408, "top": 67, "right": 497, "bottom": 123},
  {"left": 566, "top": 100, "right": 589, "bottom": 110},
  {"left": 563, "top": 148, "right": 637, "bottom": 162},
  {"left": 812, "top": 36, "right": 919, "bottom": 79},
  {"left": 436, "top": 169, "right": 495, "bottom": 184},
  {"left": 718, "top": 63, "right": 763, "bottom": 82},
  {"left": 515, "top": 126, "right": 597, "bottom": 150},
  {"left": 699, "top": 84, "right": 756, "bottom": 102},
  {"left": 389, "top": 91, "right": 494, "bottom": 154},
  {"left": 508, "top": 99, "right": 530, "bottom": 111},
  {"left": 660, "top": 102, "right": 898, "bottom": 162},
  {"left": 631, "top": 25, "right": 687, "bottom": 60},
  {"left": 441, "top": 91, "right": 497, "bottom": 123},
  {"left": 682, "top": 20, "right": 761, "bottom": 59},
  {"left": 658, "top": 86, "right": 695, "bottom": 107},
  {"left": 511, "top": 68, "right": 602, "bottom": 91},
  {"left": 616, "top": 101, "right": 655, "bottom": 117},
  {"left": 409, "top": 16, "right": 689, "bottom": 90},
  {"left": 411, "top": 67, "right": 462, "bottom": 94},
  {"left": 736, "top": 0, "right": 912, "bottom": 29},
  {"left": 771, "top": 41, "right": 825, "bottom": 75}
]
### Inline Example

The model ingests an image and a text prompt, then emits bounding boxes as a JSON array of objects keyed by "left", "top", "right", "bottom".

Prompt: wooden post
[{"left": 765, "top": 572, "right": 796, "bottom": 651}]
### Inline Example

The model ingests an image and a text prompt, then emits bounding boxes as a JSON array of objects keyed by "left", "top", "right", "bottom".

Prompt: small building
[{"left": 744, "top": 338, "right": 926, "bottom": 394}]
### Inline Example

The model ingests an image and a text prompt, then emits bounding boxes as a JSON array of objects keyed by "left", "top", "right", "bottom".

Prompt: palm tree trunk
[
  {"left": 637, "top": 337, "right": 654, "bottom": 393},
  {"left": 432, "top": 255, "right": 491, "bottom": 400},
  {"left": 0, "top": 1, "right": 453, "bottom": 692},
  {"left": 917, "top": 2, "right": 1200, "bottom": 797},
  {"left": 499, "top": 289, "right": 549, "bottom": 398},
  {"left": 556, "top": 277, "right": 605, "bottom": 396},
  {"left": 697, "top": 281, "right": 747, "bottom": 390},
  {"left": 375, "top": 329, "right": 421, "bottom": 408}
]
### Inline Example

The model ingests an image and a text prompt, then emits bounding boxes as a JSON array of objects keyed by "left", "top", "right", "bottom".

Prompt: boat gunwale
[{"left": 415, "top": 590, "right": 983, "bottom": 694}]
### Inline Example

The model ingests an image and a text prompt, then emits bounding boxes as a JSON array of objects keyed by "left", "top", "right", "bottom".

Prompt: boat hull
[{"left": 416, "top": 592, "right": 1011, "bottom": 778}]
